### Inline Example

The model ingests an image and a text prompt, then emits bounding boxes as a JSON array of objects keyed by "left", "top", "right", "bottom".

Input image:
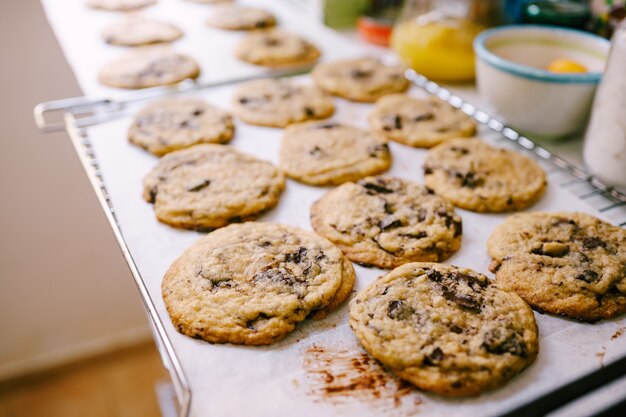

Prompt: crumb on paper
[
  {"left": 596, "top": 346, "right": 606, "bottom": 368},
  {"left": 611, "top": 327, "right": 625, "bottom": 340},
  {"left": 301, "top": 344, "right": 423, "bottom": 415}
]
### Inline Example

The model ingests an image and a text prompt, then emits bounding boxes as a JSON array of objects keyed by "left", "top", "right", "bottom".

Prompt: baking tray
[
  {"left": 36, "top": 0, "right": 626, "bottom": 415},
  {"left": 34, "top": 70, "right": 626, "bottom": 417}
]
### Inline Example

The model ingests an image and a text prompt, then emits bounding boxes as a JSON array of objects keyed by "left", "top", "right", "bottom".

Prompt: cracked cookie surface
[
  {"left": 143, "top": 144, "right": 284, "bottom": 230},
  {"left": 369, "top": 94, "right": 476, "bottom": 148},
  {"left": 312, "top": 57, "right": 409, "bottom": 102},
  {"left": 128, "top": 98, "right": 234, "bottom": 156},
  {"left": 279, "top": 122, "right": 391, "bottom": 185},
  {"left": 488, "top": 212, "right": 626, "bottom": 321},
  {"left": 162, "top": 222, "right": 356, "bottom": 345},
  {"left": 235, "top": 29, "right": 320, "bottom": 67},
  {"left": 423, "top": 138, "right": 547, "bottom": 212},
  {"left": 101, "top": 18, "right": 182, "bottom": 46},
  {"left": 207, "top": 6, "right": 276, "bottom": 30},
  {"left": 232, "top": 78, "right": 334, "bottom": 127},
  {"left": 349, "top": 262, "right": 538, "bottom": 396},
  {"left": 311, "top": 176, "right": 462, "bottom": 269},
  {"left": 98, "top": 48, "right": 200, "bottom": 89}
]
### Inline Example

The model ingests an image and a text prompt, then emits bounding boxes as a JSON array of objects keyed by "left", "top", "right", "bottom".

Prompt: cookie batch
[{"left": 87, "top": 0, "right": 625, "bottom": 401}]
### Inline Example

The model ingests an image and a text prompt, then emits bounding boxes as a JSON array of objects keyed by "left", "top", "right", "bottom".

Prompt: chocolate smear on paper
[{"left": 302, "top": 344, "right": 423, "bottom": 415}]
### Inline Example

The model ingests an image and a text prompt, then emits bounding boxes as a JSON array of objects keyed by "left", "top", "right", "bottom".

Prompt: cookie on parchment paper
[
  {"left": 101, "top": 19, "right": 183, "bottom": 46},
  {"left": 488, "top": 211, "right": 626, "bottom": 322},
  {"left": 87, "top": 0, "right": 156, "bottom": 11},
  {"left": 232, "top": 78, "right": 334, "bottom": 127},
  {"left": 311, "top": 176, "right": 462, "bottom": 269},
  {"left": 207, "top": 6, "right": 277, "bottom": 30},
  {"left": 185, "top": 0, "right": 232, "bottom": 4},
  {"left": 235, "top": 29, "right": 320, "bottom": 68},
  {"left": 162, "top": 222, "right": 356, "bottom": 345},
  {"left": 128, "top": 98, "right": 234, "bottom": 156},
  {"left": 423, "top": 138, "right": 547, "bottom": 212},
  {"left": 279, "top": 121, "right": 391, "bottom": 185},
  {"left": 349, "top": 262, "right": 538, "bottom": 396},
  {"left": 98, "top": 48, "right": 200, "bottom": 89},
  {"left": 312, "top": 57, "right": 409, "bottom": 102},
  {"left": 369, "top": 94, "right": 476, "bottom": 148},
  {"left": 143, "top": 144, "right": 285, "bottom": 230}
]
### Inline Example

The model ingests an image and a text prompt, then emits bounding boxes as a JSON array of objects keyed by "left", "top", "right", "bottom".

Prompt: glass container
[{"left": 391, "top": 0, "right": 503, "bottom": 82}]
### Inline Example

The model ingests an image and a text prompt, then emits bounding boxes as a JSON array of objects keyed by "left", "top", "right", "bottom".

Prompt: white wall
[{"left": 0, "top": 0, "right": 150, "bottom": 380}]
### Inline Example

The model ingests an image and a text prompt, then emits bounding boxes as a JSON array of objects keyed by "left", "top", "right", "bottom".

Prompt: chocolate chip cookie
[
  {"left": 232, "top": 78, "right": 334, "bottom": 128},
  {"left": 312, "top": 57, "right": 409, "bottom": 103},
  {"left": 311, "top": 176, "right": 462, "bottom": 269},
  {"left": 206, "top": 6, "right": 276, "bottom": 30},
  {"left": 488, "top": 212, "right": 626, "bottom": 322},
  {"left": 87, "top": 0, "right": 156, "bottom": 11},
  {"left": 101, "top": 19, "right": 183, "bottom": 46},
  {"left": 423, "top": 139, "right": 547, "bottom": 212},
  {"left": 235, "top": 30, "right": 320, "bottom": 68},
  {"left": 279, "top": 122, "right": 391, "bottom": 185},
  {"left": 349, "top": 262, "right": 538, "bottom": 396},
  {"left": 98, "top": 48, "right": 200, "bottom": 89},
  {"left": 162, "top": 222, "right": 356, "bottom": 345},
  {"left": 369, "top": 94, "right": 477, "bottom": 148},
  {"left": 143, "top": 145, "right": 285, "bottom": 230},
  {"left": 128, "top": 98, "right": 234, "bottom": 156}
]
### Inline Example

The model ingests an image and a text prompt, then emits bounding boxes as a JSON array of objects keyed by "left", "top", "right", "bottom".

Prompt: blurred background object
[
  {"left": 391, "top": 0, "right": 504, "bottom": 82},
  {"left": 522, "top": 0, "right": 591, "bottom": 28},
  {"left": 590, "top": 0, "right": 626, "bottom": 37},
  {"left": 357, "top": 0, "right": 403, "bottom": 46},
  {"left": 583, "top": 20, "right": 626, "bottom": 192}
]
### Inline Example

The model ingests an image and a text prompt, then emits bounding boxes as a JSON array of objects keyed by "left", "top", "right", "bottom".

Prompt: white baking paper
[{"left": 40, "top": 1, "right": 626, "bottom": 416}]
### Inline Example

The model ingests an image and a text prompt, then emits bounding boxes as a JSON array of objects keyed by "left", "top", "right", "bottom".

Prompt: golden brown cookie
[
  {"left": 98, "top": 48, "right": 199, "bottom": 89},
  {"left": 162, "top": 222, "right": 356, "bottom": 345},
  {"left": 232, "top": 78, "right": 334, "bottom": 127},
  {"left": 143, "top": 145, "right": 285, "bottom": 230},
  {"left": 101, "top": 19, "right": 183, "bottom": 46},
  {"left": 235, "top": 30, "right": 320, "bottom": 68},
  {"left": 311, "top": 176, "right": 462, "bottom": 269},
  {"left": 488, "top": 212, "right": 626, "bottom": 322},
  {"left": 87, "top": 0, "right": 156, "bottom": 11},
  {"left": 423, "top": 138, "right": 547, "bottom": 212},
  {"left": 185, "top": 0, "right": 232, "bottom": 3},
  {"left": 312, "top": 57, "right": 409, "bottom": 102},
  {"left": 369, "top": 94, "right": 476, "bottom": 148},
  {"left": 206, "top": 6, "right": 276, "bottom": 30},
  {"left": 279, "top": 122, "right": 391, "bottom": 185},
  {"left": 128, "top": 98, "right": 234, "bottom": 156},
  {"left": 349, "top": 262, "right": 538, "bottom": 396}
]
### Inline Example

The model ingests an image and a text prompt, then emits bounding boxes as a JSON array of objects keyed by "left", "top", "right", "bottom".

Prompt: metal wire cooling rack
[{"left": 34, "top": 71, "right": 626, "bottom": 417}]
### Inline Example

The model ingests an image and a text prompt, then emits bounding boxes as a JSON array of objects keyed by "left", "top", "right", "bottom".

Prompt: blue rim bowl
[{"left": 473, "top": 25, "right": 610, "bottom": 84}]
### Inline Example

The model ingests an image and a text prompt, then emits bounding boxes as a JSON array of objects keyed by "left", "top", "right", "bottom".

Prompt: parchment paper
[{"left": 41, "top": 1, "right": 626, "bottom": 416}]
